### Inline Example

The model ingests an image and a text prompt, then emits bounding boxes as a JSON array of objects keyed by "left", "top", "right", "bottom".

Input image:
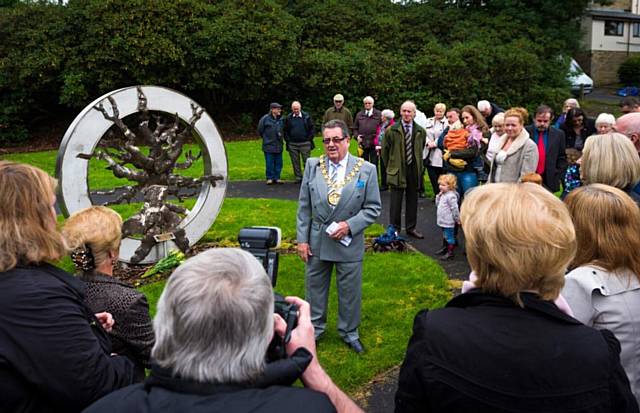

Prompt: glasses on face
[
  {"left": 322, "top": 136, "right": 347, "bottom": 145},
  {"left": 334, "top": 100, "right": 343, "bottom": 104}
]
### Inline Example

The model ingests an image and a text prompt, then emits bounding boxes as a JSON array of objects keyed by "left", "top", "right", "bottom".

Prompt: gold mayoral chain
[{"left": 319, "top": 156, "right": 365, "bottom": 206}]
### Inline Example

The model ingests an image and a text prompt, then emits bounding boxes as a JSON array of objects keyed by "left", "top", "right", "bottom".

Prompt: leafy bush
[
  {"left": 618, "top": 55, "right": 640, "bottom": 85},
  {"left": 0, "top": 0, "right": 594, "bottom": 146}
]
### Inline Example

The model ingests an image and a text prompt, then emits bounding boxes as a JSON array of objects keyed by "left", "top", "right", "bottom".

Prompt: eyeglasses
[
  {"left": 334, "top": 100, "right": 343, "bottom": 103},
  {"left": 322, "top": 136, "right": 347, "bottom": 145}
]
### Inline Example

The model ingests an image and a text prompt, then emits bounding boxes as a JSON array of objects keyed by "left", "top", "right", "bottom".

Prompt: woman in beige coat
[{"left": 488, "top": 107, "right": 538, "bottom": 183}]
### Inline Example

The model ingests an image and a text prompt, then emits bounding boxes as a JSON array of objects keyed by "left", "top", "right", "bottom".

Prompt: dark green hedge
[{"left": 0, "top": 0, "right": 593, "bottom": 146}]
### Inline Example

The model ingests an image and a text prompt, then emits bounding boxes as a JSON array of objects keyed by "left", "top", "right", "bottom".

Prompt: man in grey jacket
[{"left": 296, "top": 119, "right": 381, "bottom": 354}]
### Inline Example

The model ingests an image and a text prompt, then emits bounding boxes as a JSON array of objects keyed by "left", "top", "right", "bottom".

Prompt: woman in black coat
[
  {"left": 63, "top": 206, "right": 155, "bottom": 381},
  {"left": 562, "top": 107, "right": 597, "bottom": 150},
  {"left": 395, "top": 183, "right": 638, "bottom": 413},
  {"left": 0, "top": 161, "right": 134, "bottom": 413}
]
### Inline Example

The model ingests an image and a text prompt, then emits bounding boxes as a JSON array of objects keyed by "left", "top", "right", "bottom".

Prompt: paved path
[{"left": 226, "top": 180, "right": 471, "bottom": 279}]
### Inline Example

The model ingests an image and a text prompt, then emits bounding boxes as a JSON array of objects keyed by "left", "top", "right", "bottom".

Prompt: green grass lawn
[
  {"left": 0, "top": 138, "right": 366, "bottom": 187},
  {"left": 138, "top": 251, "right": 451, "bottom": 394}
]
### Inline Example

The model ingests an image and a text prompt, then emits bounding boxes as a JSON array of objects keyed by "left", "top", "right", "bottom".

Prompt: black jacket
[
  {"left": 395, "top": 291, "right": 638, "bottom": 413},
  {"left": 83, "top": 364, "right": 336, "bottom": 413},
  {"left": 525, "top": 125, "right": 568, "bottom": 192},
  {"left": 80, "top": 271, "right": 155, "bottom": 381},
  {"left": 0, "top": 264, "right": 134, "bottom": 413},
  {"left": 561, "top": 117, "right": 597, "bottom": 150}
]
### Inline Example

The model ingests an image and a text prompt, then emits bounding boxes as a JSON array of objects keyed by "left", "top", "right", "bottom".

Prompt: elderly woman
[
  {"left": 395, "top": 183, "right": 638, "bottom": 412},
  {"left": 375, "top": 108, "right": 395, "bottom": 191},
  {"left": 485, "top": 112, "right": 505, "bottom": 164},
  {"left": 595, "top": 113, "right": 616, "bottom": 134},
  {"left": 554, "top": 97, "right": 580, "bottom": 129},
  {"left": 0, "top": 161, "right": 133, "bottom": 412},
  {"left": 423, "top": 103, "right": 448, "bottom": 196},
  {"left": 488, "top": 107, "right": 538, "bottom": 183},
  {"left": 581, "top": 132, "right": 640, "bottom": 205},
  {"left": 563, "top": 184, "right": 640, "bottom": 405},
  {"left": 62, "top": 206, "right": 154, "bottom": 381}
]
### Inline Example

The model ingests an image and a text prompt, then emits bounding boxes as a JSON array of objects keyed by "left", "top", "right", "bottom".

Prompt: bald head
[{"left": 614, "top": 113, "right": 640, "bottom": 153}]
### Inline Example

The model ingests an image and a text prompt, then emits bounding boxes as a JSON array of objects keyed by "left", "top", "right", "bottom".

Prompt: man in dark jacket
[
  {"left": 525, "top": 105, "right": 567, "bottom": 192},
  {"left": 284, "top": 101, "right": 315, "bottom": 183},
  {"left": 84, "top": 249, "right": 361, "bottom": 413},
  {"left": 353, "top": 96, "right": 382, "bottom": 168},
  {"left": 477, "top": 99, "right": 504, "bottom": 126},
  {"left": 258, "top": 102, "right": 284, "bottom": 184},
  {"left": 382, "top": 101, "right": 427, "bottom": 239}
]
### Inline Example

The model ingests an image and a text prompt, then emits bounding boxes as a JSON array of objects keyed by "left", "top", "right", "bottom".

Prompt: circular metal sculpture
[{"left": 56, "top": 86, "right": 228, "bottom": 264}]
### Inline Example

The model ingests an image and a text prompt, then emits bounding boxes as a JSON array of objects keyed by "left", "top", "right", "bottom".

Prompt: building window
[
  {"left": 634, "top": 22, "right": 640, "bottom": 38},
  {"left": 604, "top": 20, "right": 624, "bottom": 36}
]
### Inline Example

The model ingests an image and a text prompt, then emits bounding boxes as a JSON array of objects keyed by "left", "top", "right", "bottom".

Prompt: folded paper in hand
[{"left": 326, "top": 221, "right": 352, "bottom": 247}]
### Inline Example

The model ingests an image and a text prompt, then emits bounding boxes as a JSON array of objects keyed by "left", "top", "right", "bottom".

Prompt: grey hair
[
  {"left": 363, "top": 96, "right": 374, "bottom": 104},
  {"left": 564, "top": 98, "right": 580, "bottom": 109},
  {"left": 322, "top": 119, "right": 350, "bottom": 138},
  {"left": 477, "top": 100, "right": 490, "bottom": 111},
  {"left": 595, "top": 113, "right": 615, "bottom": 126},
  {"left": 381, "top": 109, "right": 395, "bottom": 119},
  {"left": 152, "top": 248, "right": 274, "bottom": 383}
]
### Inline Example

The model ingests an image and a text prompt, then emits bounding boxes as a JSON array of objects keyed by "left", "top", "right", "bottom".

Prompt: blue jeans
[
  {"left": 454, "top": 171, "right": 478, "bottom": 199},
  {"left": 264, "top": 152, "right": 283, "bottom": 180},
  {"left": 442, "top": 227, "right": 456, "bottom": 245}
]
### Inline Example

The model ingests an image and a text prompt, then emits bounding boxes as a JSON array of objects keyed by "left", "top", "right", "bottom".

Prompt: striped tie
[
  {"left": 330, "top": 163, "right": 339, "bottom": 183},
  {"left": 404, "top": 124, "right": 413, "bottom": 165}
]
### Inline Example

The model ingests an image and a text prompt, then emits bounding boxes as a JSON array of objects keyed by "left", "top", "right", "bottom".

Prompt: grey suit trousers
[{"left": 305, "top": 257, "right": 362, "bottom": 343}]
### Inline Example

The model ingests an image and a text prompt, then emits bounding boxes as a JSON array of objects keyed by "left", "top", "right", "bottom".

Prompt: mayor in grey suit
[{"left": 296, "top": 119, "right": 381, "bottom": 353}]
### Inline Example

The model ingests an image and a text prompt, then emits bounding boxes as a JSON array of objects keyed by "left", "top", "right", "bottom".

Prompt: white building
[{"left": 580, "top": 0, "right": 640, "bottom": 85}]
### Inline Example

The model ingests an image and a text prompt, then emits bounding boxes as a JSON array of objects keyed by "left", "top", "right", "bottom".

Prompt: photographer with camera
[{"left": 83, "top": 248, "right": 362, "bottom": 413}]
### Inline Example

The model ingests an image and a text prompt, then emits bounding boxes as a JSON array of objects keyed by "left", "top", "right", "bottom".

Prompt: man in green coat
[
  {"left": 381, "top": 101, "right": 426, "bottom": 239},
  {"left": 322, "top": 94, "right": 353, "bottom": 132}
]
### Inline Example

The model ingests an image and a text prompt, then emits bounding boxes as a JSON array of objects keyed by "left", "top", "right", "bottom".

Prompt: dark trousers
[
  {"left": 426, "top": 164, "right": 443, "bottom": 196},
  {"left": 390, "top": 162, "right": 418, "bottom": 231},
  {"left": 287, "top": 141, "right": 312, "bottom": 181},
  {"left": 361, "top": 147, "right": 378, "bottom": 170},
  {"left": 379, "top": 156, "right": 387, "bottom": 189}
]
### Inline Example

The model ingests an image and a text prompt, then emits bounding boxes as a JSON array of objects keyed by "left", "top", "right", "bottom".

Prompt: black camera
[
  {"left": 238, "top": 227, "right": 298, "bottom": 361},
  {"left": 238, "top": 226, "right": 280, "bottom": 286}
]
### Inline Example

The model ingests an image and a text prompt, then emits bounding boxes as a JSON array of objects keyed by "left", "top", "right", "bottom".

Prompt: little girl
[
  {"left": 435, "top": 174, "right": 460, "bottom": 260},
  {"left": 561, "top": 148, "right": 582, "bottom": 199}
]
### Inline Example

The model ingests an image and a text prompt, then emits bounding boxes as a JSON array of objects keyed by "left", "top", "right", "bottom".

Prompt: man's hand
[
  {"left": 273, "top": 296, "right": 317, "bottom": 358},
  {"left": 274, "top": 296, "right": 363, "bottom": 412},
  {"left": 95, "top": 312, "right": 114, "bottom": 332},
  {"left": 297, "top": 242, "right": 312, "bottom": 263},
  {"left": 427, "top": 140, "right": 437, "bottom": 149},
  {"left": 329, "top": 221, "right": 350, "bottom": 240}
]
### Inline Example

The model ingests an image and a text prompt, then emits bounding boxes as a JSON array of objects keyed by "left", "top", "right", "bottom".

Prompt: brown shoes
[{"left": 406, "top": 229, "right": 424, "bottom": 239}]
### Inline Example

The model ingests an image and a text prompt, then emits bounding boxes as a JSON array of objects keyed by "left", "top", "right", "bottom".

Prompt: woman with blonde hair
[
  {"left": 488, "top": 107, "right": 539, "bottom": 183},
  {"left": 395, "top": 183, "right": 637, "bottom": 412},
  {"left": 63, "top": 206, "right": 154, "bottom": 381},
  {"left": 563, "top": 184, "right": 640, "bottom": 405},
  {"left": 581, "top": 132, "right": 640, "bottom": 205},
  {"left": 0, "top": 161, "right": 133, "bottom": 412}
]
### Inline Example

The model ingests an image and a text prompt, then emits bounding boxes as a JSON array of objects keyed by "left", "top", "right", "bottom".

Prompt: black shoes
[
  {"left": 406, "top": 229, "right": 424, "bottom": 239},
  {"left": 345, "top": 339, "right": 365, "bottom": 354}
]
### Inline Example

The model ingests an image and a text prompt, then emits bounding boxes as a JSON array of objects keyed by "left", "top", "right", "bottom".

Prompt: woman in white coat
[
  {"left": 488, "top": 107, "right": 538, "bottom": 183},
  {"left": 563, "top": 184, "right": 640, "bottom": 405}
]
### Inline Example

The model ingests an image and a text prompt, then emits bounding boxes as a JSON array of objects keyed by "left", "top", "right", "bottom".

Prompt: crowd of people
[{"left": 2, "top": 92, "right": 640, "bottom": 412}]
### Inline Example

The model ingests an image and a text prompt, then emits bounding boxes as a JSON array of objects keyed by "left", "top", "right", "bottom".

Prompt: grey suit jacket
[{"left": 297, "top": 154, "right": 381, "bottom": 262}]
